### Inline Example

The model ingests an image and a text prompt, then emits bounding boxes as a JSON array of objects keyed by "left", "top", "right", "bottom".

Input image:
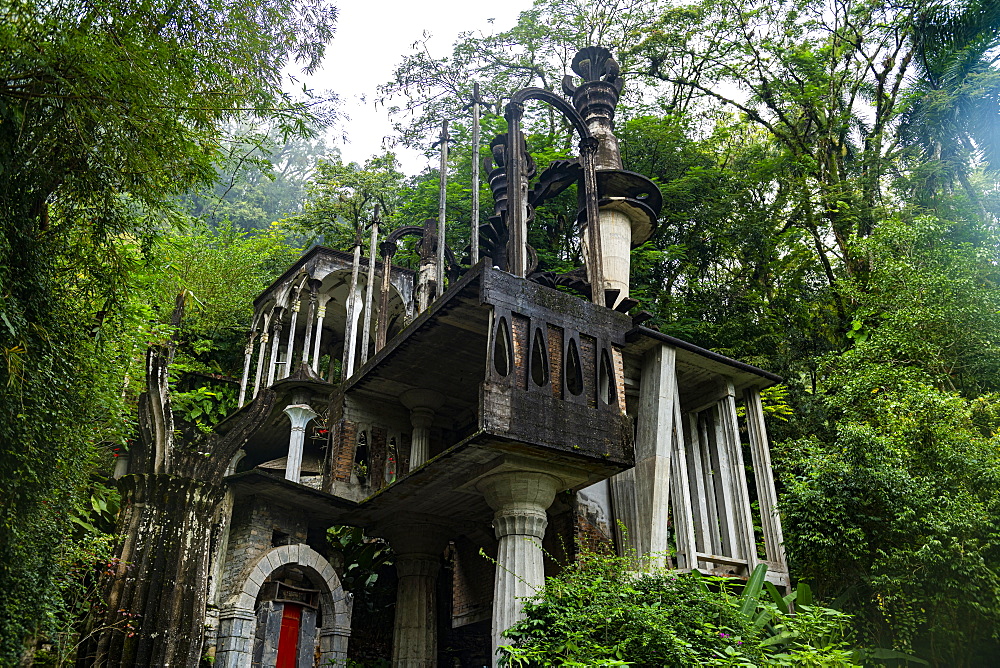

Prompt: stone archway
[{"left": 215, "top": 544, "right": 352, "bottom": 667}]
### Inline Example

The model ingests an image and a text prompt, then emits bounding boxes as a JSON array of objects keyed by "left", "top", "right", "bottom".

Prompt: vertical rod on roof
[
  {"left": 436, "top": 119, "right": 449, "bottom": 297},
  {"left": 359, "top": 205, "right": 380, "bottom": 366},
  {"left": 471, "top": 83, "right": 481, "bottom": 266},
  {"left": 505, "top": 103, "right": 526, "bottom": 277}
]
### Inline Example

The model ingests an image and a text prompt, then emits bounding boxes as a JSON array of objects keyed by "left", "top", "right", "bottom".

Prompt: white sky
[{"left": 304, "top": 0, "right": 535, "bottom": 176}]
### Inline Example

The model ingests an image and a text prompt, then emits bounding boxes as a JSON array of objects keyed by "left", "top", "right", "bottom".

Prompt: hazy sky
[{"left": 305, "top": 0, "right": 535, "bottom": 175}]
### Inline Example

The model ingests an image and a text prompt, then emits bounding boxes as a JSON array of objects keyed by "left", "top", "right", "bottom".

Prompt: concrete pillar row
[{"left": 477, "top": 471, "right": 563, "bottom": 667}]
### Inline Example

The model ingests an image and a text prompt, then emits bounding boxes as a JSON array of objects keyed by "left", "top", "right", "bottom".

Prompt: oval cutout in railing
[
  {"left": 566, "top": 338, "right": 583, "bottom": 396},
  {"left": 530, "top": 328, "right": 549, "bottom": 386},
  {"left": 599, "top": 348, "right": 615, "bottom": 405},
  {"left": 493, "top": 317, "right": 513, "bottom": 377}
]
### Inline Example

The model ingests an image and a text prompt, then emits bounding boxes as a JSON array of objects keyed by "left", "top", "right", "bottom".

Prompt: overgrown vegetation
[
  {"left": 3, "top": 0, "right": 1000, "bottom": 664},
  {"left": 500, "top": 553, "right": 872, "bottom": 666}
]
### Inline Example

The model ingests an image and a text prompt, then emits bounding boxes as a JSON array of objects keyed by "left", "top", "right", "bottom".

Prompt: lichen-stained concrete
[{"left": 478, "top": 470, "right": 563, "bottom": 666}]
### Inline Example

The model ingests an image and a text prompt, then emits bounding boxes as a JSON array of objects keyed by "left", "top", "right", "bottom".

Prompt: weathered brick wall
[
  {"left": 512, "top": 314, "right": 529, "bottom": 389},
  {"left": 547, "top": 324, "right": 564, "bottom": 400},
  {"left": 450, "top": 536, "right": 496, "bottom": 628},
  {"left": 328, "top": 418, "right": 356, "bottom": 482},
  {"left": 220, "top": 497, "right": 310, "bottom": 602},
  {"left": 579, "top": 334, "right": 597, "bottom": 408}
]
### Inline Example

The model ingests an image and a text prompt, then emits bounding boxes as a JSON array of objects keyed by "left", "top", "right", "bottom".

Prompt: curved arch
[
  {"left": 217, "top": 544, "right": 352, "bottom": 667},
  {"left": 508, "top": 87, "right": 592, "bottom": 143},
  {"left": 382, "top": 225, "right": 461, "bottom": 271}
]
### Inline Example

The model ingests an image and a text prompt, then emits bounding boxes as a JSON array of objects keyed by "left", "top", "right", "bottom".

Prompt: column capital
[
  {"left": 395, "top": 554, "right": 441, "bottom": 579},
  {"left": 493, "top": 509, "right": 547, "bottom": 540},
  {"left": 477, "top": 470, "right": 562, "bottom": 515},
  {"left": 283, "top": 403, "right": 318, "bottom": 429}
]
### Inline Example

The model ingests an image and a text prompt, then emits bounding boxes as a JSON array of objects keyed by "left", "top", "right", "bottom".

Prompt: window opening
[
  {"left": 599, "top": 348, "right": 615, "bottom": 405},
  {"left": 530, "top": 328, "right": 549, "bottom": 386},
  {"left": 493, "top": 317, "right": 513, "bottom": 377},
  {"left": 566, "top": 338, "right": 583, "bottom": 396}
]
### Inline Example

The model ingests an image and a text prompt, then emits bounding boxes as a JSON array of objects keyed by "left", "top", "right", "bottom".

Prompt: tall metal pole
[
  {"left": 505, "top": 103, "right": 527, "bottom": 277},
  {"left": 436, "top": 119, "right": 449, "bottom": 297},
  {"left": 471, "top": 83, "right": 481, "bottom": 266},
  {"left": 359, "top": 205, "right": 380, "bottom": 367}
]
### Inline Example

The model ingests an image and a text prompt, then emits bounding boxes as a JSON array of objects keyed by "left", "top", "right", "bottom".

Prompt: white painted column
[
  {"left": 311, "top": 298, "right": 328, "bottom": 373},
  {"left": 266, "top": 316, "right": 283, "bottom": 387},
  {"left": 343, "top": 243, "right": 363, "bottom": 376},
  {"left": 400, "top": 389, "right": 444, "bottom": 469},
  {"left": 301, "top": 290, "right": 317, "bottom": 368},
  {"left": 478, "top": 471, "right": 561, "bottom": 666},
  {"left": 283, "top": 404, "right": 318, "bottom": 483},
  {"left": 281, "top": 297, "right": 300, "bottom": 380},
  {"left": 252, "top": 316, "right": 270, "bottom": 398},
  {"left": 633, "top": 344, "right": 677, "bottom": 566},
  {"left": 360, "top": 218, "right": 379, "bottom": 366},
  {"left": 237, "top": 335, "right": 254, "bottom": 407}
]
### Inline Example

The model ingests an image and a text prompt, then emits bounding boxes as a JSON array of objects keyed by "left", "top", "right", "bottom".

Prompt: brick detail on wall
[
  {"left": 579, "top": 334, "right": 597, "bottom": 409},
  {"left": 450, "top": 536, "right": 495, "bottom": 628},
  {"left": 612, "top": 345, "right": 627, "bottom": 414},
  {"left": 512, "top": 313, "right": 529, "bottom": 390},
  {"left": 330, "top": 419, "right": 356, "bottom": 482},
  {"left": 547, "top": 324, "right": 564, "bottom": 400}
]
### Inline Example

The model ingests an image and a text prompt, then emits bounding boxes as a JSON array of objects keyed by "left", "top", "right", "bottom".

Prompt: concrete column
[
  {"left": 301, "top": 287, "right": 318, "bottom": 367},
  {"left": 215, "top": 605, "right": 256, "bottom": 668},
  {"left": 311, "top": 299, "right": 328, "bottom": 373},
  {"left": 252, "top": 316, "right": 270, "bottom": 398},
  {"left": 281, "top": 296, "right": 300, "bottom": 380},
  {"left": 400, "top": 389, "right": 444, "bottom": 468},
  {"left": 382, "top": 524, "right": 449, "bottom": 668},
  {"left": 266, "top": 317, "right": 283, "bottom": 387},
  {"left": 283, "top": 404, "right": 318, "bottom": 483},
  {"left": 237, "top": 335, "right": 254, "bottom": 407},
  {"left": 477, "top": 471, "right": 562, "bottom": 666},
  {"left": 633, "top": 344, "right": 677, "bottom": 566}
]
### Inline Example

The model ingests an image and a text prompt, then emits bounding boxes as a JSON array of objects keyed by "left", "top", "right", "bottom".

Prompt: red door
[{"left": 276, "top": 603, "right": 302, "bottom": 668}]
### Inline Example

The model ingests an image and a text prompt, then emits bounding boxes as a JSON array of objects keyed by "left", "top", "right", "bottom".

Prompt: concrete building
[{"left": 193, "top": 46, "right": 788, "bottom": 667}]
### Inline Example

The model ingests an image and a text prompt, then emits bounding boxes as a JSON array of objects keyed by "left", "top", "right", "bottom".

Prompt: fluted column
[
  {"left": 237, "top": 334, "right": 254, "bottom": 407},
  {"left": 311, "top": 298, "right": 328, "bottom": 373},
  {"left": 265, "top": 314, "right": 283, "bottom": 387},
  {"left": 477, "top": 471, "right": 562, "bottom": 666},
  {"left": 382, "top": 524, "right": 449, "bottom": 668},
  {"left": 283, "top": 404, "right": 317, "bottom": 483},
  {"left": 280, "top": 295, "right": 300, "bottom": 380},
  {"left": 252, "top": 319, "right": 270, "bottom": 398},
  {"left": 400, "top": 389, "right": 444, "bottom": 469},
  {"left": 301, "top": 284, "right": 318, "bottom": 367}
]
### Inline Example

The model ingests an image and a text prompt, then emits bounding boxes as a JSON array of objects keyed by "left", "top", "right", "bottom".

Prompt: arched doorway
[{"left": 216, "top": 544, "right": 352, "bottom": 667}]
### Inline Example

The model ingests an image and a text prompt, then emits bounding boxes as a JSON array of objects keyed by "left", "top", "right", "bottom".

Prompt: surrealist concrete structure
[{"left": 188, "top": 46, "right": 788, "bottom": 666}]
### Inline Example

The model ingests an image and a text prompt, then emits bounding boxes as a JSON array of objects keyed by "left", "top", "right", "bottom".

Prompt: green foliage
[
  {"left": 286, "top": 154, "right": 406, "bottom": 248},
  {"left": 0, "top": 0, "right": 332, "bottom": 657},
  {"left": 500, "top": 553, "right": 858, "bottom": 667},
  {"left": 326, "top": 526, "right": 394, "bottom": 601}
]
